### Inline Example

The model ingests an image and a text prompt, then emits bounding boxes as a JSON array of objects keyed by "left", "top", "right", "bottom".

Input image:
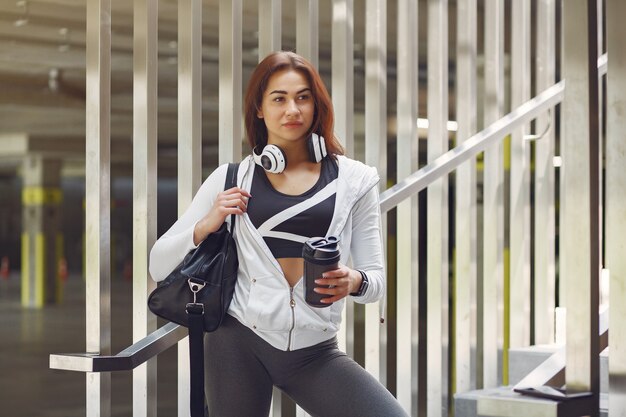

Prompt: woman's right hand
[{"left": 193, "top": 187, "right": 251, "bottom": 245}]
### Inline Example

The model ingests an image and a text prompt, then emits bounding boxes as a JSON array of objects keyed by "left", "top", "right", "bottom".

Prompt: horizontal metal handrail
[
  {"left": 379, "top": 79, "right": 565, "bottom": 214},
  {"left": 50, "top": 321, "right": 186, "bottom": 372}
]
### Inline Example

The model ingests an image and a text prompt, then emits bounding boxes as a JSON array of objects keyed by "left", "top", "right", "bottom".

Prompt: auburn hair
[{"left": 244, "top": 51, "right": 344, "bottom": 156}]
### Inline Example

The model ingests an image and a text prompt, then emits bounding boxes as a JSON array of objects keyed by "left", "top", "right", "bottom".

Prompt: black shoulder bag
[{"left": 148, "top": 162, "right": 239, "bottom": 417}]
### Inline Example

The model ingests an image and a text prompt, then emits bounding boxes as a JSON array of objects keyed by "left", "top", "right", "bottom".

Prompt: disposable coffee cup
[{"left": 302, "top": 236, "right": 340, "bottom": 308}]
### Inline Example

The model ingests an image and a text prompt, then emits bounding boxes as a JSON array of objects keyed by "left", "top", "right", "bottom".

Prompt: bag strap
[
  {"left": 187, "top": 303, "right": 206, "bottom": 417},
  {"left": 225, "top": 162, "right": 239, "bottom": 234},
  {"left": 187, "top": 162, "right": 239, "bottom": 417}
]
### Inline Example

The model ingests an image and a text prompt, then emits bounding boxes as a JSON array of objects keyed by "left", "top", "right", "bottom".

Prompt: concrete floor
[{"left": 0, "top": 272, "right": 178, "bottom": 417}]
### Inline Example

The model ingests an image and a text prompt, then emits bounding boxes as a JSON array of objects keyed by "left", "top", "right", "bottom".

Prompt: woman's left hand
[{"left": 313, "top": 265, "right": 362, "bottom": 304}]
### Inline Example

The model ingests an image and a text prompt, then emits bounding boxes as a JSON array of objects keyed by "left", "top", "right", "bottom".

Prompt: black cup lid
[{"left": 302, "top": 236, "right": 340, "bottom": 260}]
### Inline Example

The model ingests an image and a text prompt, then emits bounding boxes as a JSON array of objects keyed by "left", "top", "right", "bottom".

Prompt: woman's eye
[
  {"left": 273, "top": 97, "right": 284, "bottom": 102},
  {"left": 298, "top": 94, "right": 310, "bottom": 101}
]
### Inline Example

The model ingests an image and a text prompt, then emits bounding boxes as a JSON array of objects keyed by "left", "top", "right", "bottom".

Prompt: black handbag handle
[
  {"left": 188, "top": 162, "right": 239, "bottom": 417},
  {"left": 225, "top": 162, "right": 238, "bottom": 235}
]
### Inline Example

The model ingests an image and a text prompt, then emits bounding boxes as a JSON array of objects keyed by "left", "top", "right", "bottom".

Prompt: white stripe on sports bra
[
  {"left": 256, "top": 179, "right": 338, "bottom": 241},
  {"left": 260, "top": 230, "right": 309, "bottom": 243}
]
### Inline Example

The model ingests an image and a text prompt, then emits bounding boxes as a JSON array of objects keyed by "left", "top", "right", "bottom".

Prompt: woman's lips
[{"left": 283, "top": 122, "right": 303, "bottom": 128}]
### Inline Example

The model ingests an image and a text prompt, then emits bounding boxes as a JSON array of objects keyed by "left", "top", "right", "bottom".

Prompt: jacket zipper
[
  {"left": 287, "top": 287, "right": 296, "bottom": 351},
  {"left": 242, "top": 210, "right": 299, "bottom": 350}
]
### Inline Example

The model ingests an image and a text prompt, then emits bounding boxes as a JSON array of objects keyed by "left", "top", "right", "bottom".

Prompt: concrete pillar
[{"left": 21, "top": 155, "right": 63, "bottom": 308}]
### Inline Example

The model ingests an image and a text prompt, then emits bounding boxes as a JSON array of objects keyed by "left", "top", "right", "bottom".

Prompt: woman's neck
[{"left": 268, "top": 138, "right": 310, "bottom": 168}]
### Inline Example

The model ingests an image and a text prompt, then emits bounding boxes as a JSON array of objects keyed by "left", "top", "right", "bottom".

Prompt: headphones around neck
[{"left": 253, "top": 133, "right": 327, "bottom": 174}]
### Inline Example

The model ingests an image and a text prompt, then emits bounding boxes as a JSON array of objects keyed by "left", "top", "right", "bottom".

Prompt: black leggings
[{"left": 204, "top": 314, "right": 408, "bottom": 417}]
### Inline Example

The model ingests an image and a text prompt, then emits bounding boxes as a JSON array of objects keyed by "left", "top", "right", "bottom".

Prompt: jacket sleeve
[
  {"left": 148, "top": 164, "right": 229, "bottom": 282},
  {"left": 349, "top": 184, "right": 385, "bottom": 304}
]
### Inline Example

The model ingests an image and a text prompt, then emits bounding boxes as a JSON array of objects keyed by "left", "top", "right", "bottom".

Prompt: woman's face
[{"left": 257, "top": 69, "right": 315, "bottom": 147}]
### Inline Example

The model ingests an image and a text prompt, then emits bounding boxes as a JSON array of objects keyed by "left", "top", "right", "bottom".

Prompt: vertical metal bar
[
  {"left": 606, "top": 0, "right": 626, "bottom": 413},
  {"left": 177, "top": 1, "right": 202, "bottom": 415},
  {"left": 534, "top": 0, "right": 556, "bottom": 346},
  {"left": 509, "top": 0, "right": 531, "bottom": 349},
  {"left": 133, "top": 0, "right": 158, "bottom": 414},
  {"left": 258, "top": 0, "right": 281, "bottom": 60},
  {"left": 364, "top": 0, "right": 386, "bottom": 384},
  {"left": 427, "top": 0, "right": 449, "bottom": 415},
  {"left": 331, "top": 0, "right": 354, "bottom": 356},
  {"left": 482, "top": 0, "right": 505, "bottom": 389},
  {"left": 596, "top": 0, "right": 604, "bottom": 295},
  {"left": 178, "top": 0, "right": 202, "bottom": 201},
  {"left": 597, "top": 0, "right": 603, "bottom": 55},
  {"left": 455, "top": 0, "right": 477, "bottom": 395},
  {"left": 85, "top": 0, "right": 111, "bottom": 415},
  {"left": 332, "top": 0, "right": 354, "bottom": 157},
  {"left": 561, "top": 0, "right": 600, "bottom": 408},
  {"left": 219, "top": 0, "right": 243, "bottom": 164},
  {"left": 396, "top": 0, "right": 418, "bottom": 413},
  {"left": 296, "top": 0, "right": 318, "bottom": 69}
]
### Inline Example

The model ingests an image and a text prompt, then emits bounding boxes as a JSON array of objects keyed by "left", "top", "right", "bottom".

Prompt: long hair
[{"left": 244, "top": 51, "right": 344, "bottom": 156}]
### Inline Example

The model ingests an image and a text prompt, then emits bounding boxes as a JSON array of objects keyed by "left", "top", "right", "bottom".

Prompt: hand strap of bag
[{"left": 187, "top": 162, "right": 239, "bottom": 417}]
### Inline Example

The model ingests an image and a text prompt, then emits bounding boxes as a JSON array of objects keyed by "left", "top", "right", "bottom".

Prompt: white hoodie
[{"left": 149, "top": 154, "right": 385, "bottom": 351}]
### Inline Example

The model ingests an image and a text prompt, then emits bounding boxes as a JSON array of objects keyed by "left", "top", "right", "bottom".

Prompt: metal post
[
  {"left": 331, "top": 0, "right": 354, "bottom": 157},
  {"left": 455, "top": 0, "right": 477, "bottom": 395},
  {"left": 396, "top": 0, "right": 418, "bottom": 413},
  {"left": 219, "top": 0, "right": 243, "bottom": 164},
  {"left": 534, "top": 0, "right": 556, "bottom": 346},
  {"left": 509, "top": 0, "right": 531, "bottom": 350},
  {"left": 132, "top": 0, "right": 158, "bottom": 414},
  {"left": 85, "top": 0, "right": 111, "bottom": 414},
  {"left": 364, "top": 0, "right": 386, "bottom": 384},
  {"left": 561, "top": 0, "right": 600, "bottom": 411},
  {"left": 482, "top": 0, "right": 505, "bottom": 389},
  {"left": 21, "top": 156, "right": 63, "bottom": 308},
  {"left": 296, "top": 0, "right": 318, "bottom": 69},
  {"left": 178, "top": 0, "right": 202, "bottom": 202},
  {"left": 331, "top": 0, "right": 354, "bottom": 357},
  {"left": 258, "top": 0, "right": 281, "bottom": 60},
  {"left": 427, "top": 0, "right": 449, "bottom": 415},
  {"left": 606, "top": 0, "right": 626, "bottom": 414},
  {"left": 177, "top": 0, "right": 202, "bottom": 415}
]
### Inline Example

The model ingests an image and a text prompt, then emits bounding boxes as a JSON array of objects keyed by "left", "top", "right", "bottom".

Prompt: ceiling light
[
  {"left": 14, "top": 0, "right": 29, "bottom": 27},
  {"left": 58, "top": 27, "right": 71, "bottom": 52}
]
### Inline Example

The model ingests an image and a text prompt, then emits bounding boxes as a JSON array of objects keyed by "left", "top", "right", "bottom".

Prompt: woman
[{"left": 149, "top": 51, "right": 407, "bottom": 417}]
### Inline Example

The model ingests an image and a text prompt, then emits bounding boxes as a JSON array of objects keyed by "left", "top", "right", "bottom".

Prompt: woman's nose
[{"left": 285, "top": 100, "right": 300, "bottom": 116}]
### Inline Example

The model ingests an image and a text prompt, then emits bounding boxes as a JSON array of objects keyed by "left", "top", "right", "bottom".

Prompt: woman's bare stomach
[{"left": 277, "top": 257, "right": 304, "bottom": 287}]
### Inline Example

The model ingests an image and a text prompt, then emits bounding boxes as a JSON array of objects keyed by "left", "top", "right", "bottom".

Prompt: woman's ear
[{"left": 257, "top": 109, "right": 264, "bottom": 119}]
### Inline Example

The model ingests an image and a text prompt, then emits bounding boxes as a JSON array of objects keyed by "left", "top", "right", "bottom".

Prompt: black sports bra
[{"left": 246, "top": 157, "right": 338, "bottom": 258}]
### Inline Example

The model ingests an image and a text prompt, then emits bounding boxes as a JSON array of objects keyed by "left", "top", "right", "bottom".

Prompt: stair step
[
  {"left": 509, "top": 344, "right": 608, "bottom": 393},
  {"left": 454, "top": 386, "right": 607, "bottom": 417}
]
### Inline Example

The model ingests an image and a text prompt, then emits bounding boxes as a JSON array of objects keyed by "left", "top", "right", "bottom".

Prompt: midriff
[{"left": 277, "top": 257, "right": 304, "bottom": 287}]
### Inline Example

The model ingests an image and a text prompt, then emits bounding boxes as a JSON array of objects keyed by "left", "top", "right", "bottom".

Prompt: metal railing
[
  {"left": 51, "top": 74, "right": 566, "bottom": 409},
  {"left": 378, "top": 80, "right": 565, "bottom": 214},
  {"left": 50, "top": 322, "right": 185, "bottom": 372},
  {"left": 49, "top": 0, "right": 618, "bottom": 414}
]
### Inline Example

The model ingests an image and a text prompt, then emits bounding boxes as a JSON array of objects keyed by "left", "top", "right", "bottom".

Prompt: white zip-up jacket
[{"left": 149, "top": 154, "right": 385, "bottom": 351}]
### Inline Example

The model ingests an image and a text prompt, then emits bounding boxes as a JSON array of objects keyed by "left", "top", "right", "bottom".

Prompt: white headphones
[{"left": 253, "top": 133, "right": 327, "bottom": 174}]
